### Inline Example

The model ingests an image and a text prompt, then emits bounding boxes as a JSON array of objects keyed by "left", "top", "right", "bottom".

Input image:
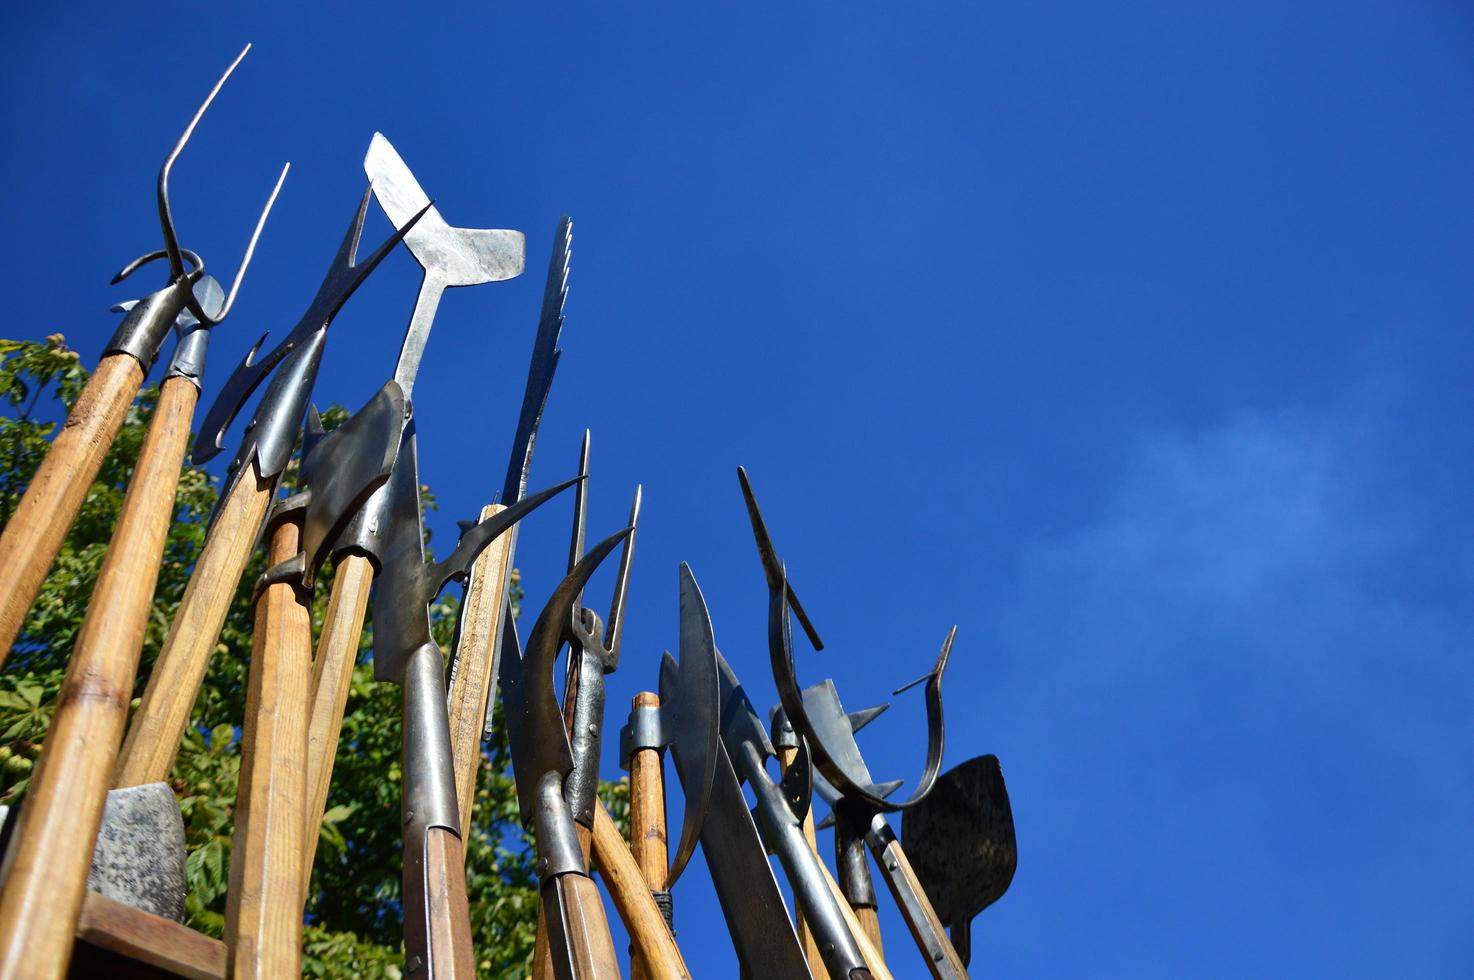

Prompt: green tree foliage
[{"left": 0, "top": 337, "right": 630, "bottom": 978}]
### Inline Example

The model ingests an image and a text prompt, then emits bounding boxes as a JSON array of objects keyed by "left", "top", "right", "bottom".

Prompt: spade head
[{"left": 901, "top": 754, "right": 1017, "bottom": 966}]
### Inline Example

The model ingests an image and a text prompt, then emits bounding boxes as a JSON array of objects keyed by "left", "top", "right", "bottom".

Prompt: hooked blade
[{"left": 503, "top": 526, "right": 633, "bottom": 827}]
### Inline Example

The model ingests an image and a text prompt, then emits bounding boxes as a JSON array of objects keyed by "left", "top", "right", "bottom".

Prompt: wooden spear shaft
[
  {"left": 0, "top": 353, "right": 144, "bottom": 667},
  {"left": 0, "top": 373, "right": 196, "bottom": 980},
  {"left": 299, "top": 552, "right": 374, "bottom": 895},
  {"left": 445, "top": 503, "right": 513, "bottom": 835},
  {"left": 114, "top": 462, "right": 276, "bottom": 788},
  {"left": 224, "top": 512, "right": 313, "bottom": 979}
]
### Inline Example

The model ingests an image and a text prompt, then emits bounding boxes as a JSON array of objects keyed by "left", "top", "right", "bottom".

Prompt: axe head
[
  {"left": 365, "top": 132, "right": 525, "bottom": 286},
  {"left": 89, "top": 782, "right": 188, "bottom": 921}
]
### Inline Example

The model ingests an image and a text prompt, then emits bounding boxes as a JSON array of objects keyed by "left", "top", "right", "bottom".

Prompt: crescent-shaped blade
[{"left": 664, "top": 563, "right": 721, "bottom": 889}]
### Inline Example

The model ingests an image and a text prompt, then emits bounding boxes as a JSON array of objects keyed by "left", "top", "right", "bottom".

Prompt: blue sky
[{"left": 3, "top": 2, "right": 1472, "bottom": 976}]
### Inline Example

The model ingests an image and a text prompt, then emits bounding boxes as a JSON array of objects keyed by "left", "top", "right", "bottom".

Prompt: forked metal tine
[
  {"left": 602, "top": 484, "right": 641, "bottom": 666},
  {"left": 568, "top": 430, "right": 591, "bottom": 579},
  {"left": 132, "top": 42, "right": 290, "bottom": 326}
]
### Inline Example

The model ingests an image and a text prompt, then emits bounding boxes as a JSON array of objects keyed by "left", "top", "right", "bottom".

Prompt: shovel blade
[{"left": 901, "top": 754, "right": 1017, "bottom": 966}]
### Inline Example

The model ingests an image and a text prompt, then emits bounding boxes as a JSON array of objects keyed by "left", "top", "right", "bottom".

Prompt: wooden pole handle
[
  {"left": 115, "top": 463, "right": 275, "bottom": 788},
  {"left": 300, "top": 553, "right": 374, "bottom": 895},
  {"left": 591, "top": 801, "right": 689, "bottom": 980},
  {"left": 0, "top": 375, "right": 196, "bottom": 980},
  {"left": 776, "top": 743, "right": 827, "bottom": 975},
  {"left": 223, "top": 515, "right": 312, "bottom": 980},
  {"left": 627, "top": 692, "right": 670, "bottom": 980},
  {"left": 446, "top": 503, "right": 512, "bottom": 835},
  {"left": 0, "top": 352, "right": 144, "bottom": 667},
  {"left": 818, "top": 859, "right": 895, "bottom": 980},
  {"left": 421, "top": 827, "right": 477, "bottom": 978},
  {"left": 874, "top": 836, "right": 969, "bottom": 980},
  {"left": 856, "top": 906, "right": 885, "bottom": 958},
  {"left": 548, "top": 872, "right": 622, "bottom": 979}
]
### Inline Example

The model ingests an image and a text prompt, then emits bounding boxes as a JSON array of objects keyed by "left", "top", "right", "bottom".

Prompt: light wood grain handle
[
  {"left": 818, "top": 860, "right": 894, "bottom": 980},
  {"left": 627, "top": 692, "right": 671, "bottom": 980},
  {"left": 115, "top": 463, "right": 275, "bottom": 788},
  {"left": 223, "top": 516, "right": 312, "bottom": 980},
  {"left": 421, "top": 827, "right": 477, "bottom": 978},
  {"left": 0, "top": 375, "right": 196, "bottom": 980},
  {"left": 591, "top": 802, "right": 689, "bottom": 980},
  {"left": 300, "top": 553, "right": 374, "bottom": 895},
  {"left": 446, "top": 503, "right": 512, "bottom": 835},
  {"left": 0, "top": 352, "right": 144, "bottom": 668},
  {"left": 550, "top": 872, "right": 622, "bottom": 980},
  {"left": 874, "top": 836, "right": 969, "bottom": 980},
  {"left": 856, "top": 906, "right": 885, "bottom": 957},
  {"left": 777, "top": 743, "right": 828, "bottom": 976}
]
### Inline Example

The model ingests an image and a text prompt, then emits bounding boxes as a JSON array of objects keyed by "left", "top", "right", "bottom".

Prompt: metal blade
[{"left": 664, "top": 564, "right": 721, "bottom": 889}]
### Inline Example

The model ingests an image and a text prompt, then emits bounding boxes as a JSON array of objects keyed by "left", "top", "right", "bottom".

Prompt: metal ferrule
[
  {"left": 535, "top": 770, "right": 587, "bottom": 883},
  {"left": 104, "top": 281, "right": 191, "bottom": 372},
  {"left": 833, "top": 802, "right": 878, "bottom": 909},
  {"left": 737, "top": 741, "right": 870, "bottom": 980},
  {"left": 164, "top": 320, "right": 210, "bottom": 388},
  {"left": 335, "top": 472, "right": 392, "bottom": 565},
  {"left": 619, "top": 703, "right": 666, "bottom": 770},
  {"left": 401, "top": 642, "right": 462, "bottom": 978},
  {"left": 770, "top": 707, "right": 799, "bottom": 752},
  {"left": 563, "top": 647, "right": 606, "bottom": 829}
]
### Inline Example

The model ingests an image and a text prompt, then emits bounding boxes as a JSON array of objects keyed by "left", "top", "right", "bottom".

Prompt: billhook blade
[{"left": 737, "top": 466, "right": 822, "bottom": 650}]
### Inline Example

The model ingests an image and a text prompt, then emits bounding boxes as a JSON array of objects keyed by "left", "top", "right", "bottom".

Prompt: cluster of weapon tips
[{"left": 0, "top": 45, "right": 1017, "bottom": 980}]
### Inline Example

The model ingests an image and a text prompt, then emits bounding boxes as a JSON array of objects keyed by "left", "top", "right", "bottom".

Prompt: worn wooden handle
[
  {"left": 115, "top": 463, "right": 276, "bottom": 787},
  {"left": 627, "top": 692, "right": 670, "bottom": 980},
  {"left": 856, "top": 906, "right": 885, "bottom": 958},
  {"left": 422, "top": 827, "right": 477, "bottom": 978},
  {"left": 0, "top": 352, "right": 144, "bottom": 667},
  {"left": 552, "top": 872, "right": 622, "bottom": 979},
  {"left": 591, "top": 802, "right": 689, "bottom": 980},
  {"left": 223, "top": 516, "right": 312, "bottom": 980},
  {"left": 818, "top": 860, "right": 895, "bottom": 980},
  {"left": 777, "top": 743, "right": 828, "bottom": 975},
  {"left": 0, "top": 375, "right": 196, "bottom": 980},
  {"left": 300, "top": 553, "right": 374, "bottom": 893},
  {"left": 876, "top": 837, "right": 969, "bottom": 980},
  {"left": 446, "top": 503, "right": 512, "bottom": 835}
]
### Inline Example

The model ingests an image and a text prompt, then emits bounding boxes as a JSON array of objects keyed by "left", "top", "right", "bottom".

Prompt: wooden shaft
[
  {"left": 0, "top": 352, "right": 144, "bottom": 667},
  {"left": 777, "top": 743, "right": 827, "bottom": 975},
  {"left": 856, "top": 906, "right": 885, "bottom": 958},
  {"left": 0, "top": 376, "right": 196, "bottom": 980},
  {"left": 550, "top": 872, "right": 622, "bottom": 979},
  {"left": 446, "top": 503, "right": 512, "bottom": 835},
  {"left": 423, "top": 827, "right": 477, "bottom": 978},
  {"left": 300, "top": 553, "right": 374, "bottom": 894},
  {"left": 115, "top": 463, "right": 276, "bottom": 787},
  {"left": 223, "top": 516, "right": 312, "bottom": 979},
  {"left": 818, "top": 860, "right": 895, "bottom": 980},
  {"left": 591, "top": 800, "right": 689, "bottom": 980},
  {"left": 628, "top": 692, "right": 668, "bottom": 980},
  {"left": 875, "top": 837, "right": 969, "bottom": 980}
]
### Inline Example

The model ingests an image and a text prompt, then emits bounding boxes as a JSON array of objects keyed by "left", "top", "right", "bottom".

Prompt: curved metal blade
[
  {"left": 294, "top": 380, "right": 406, "bottom": 588},
  {"left": 664, "top": 563, "right": 721, "bottom": 889},
  {"left": 506, "top": 526, "right": 633, "bottom": 826}
]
